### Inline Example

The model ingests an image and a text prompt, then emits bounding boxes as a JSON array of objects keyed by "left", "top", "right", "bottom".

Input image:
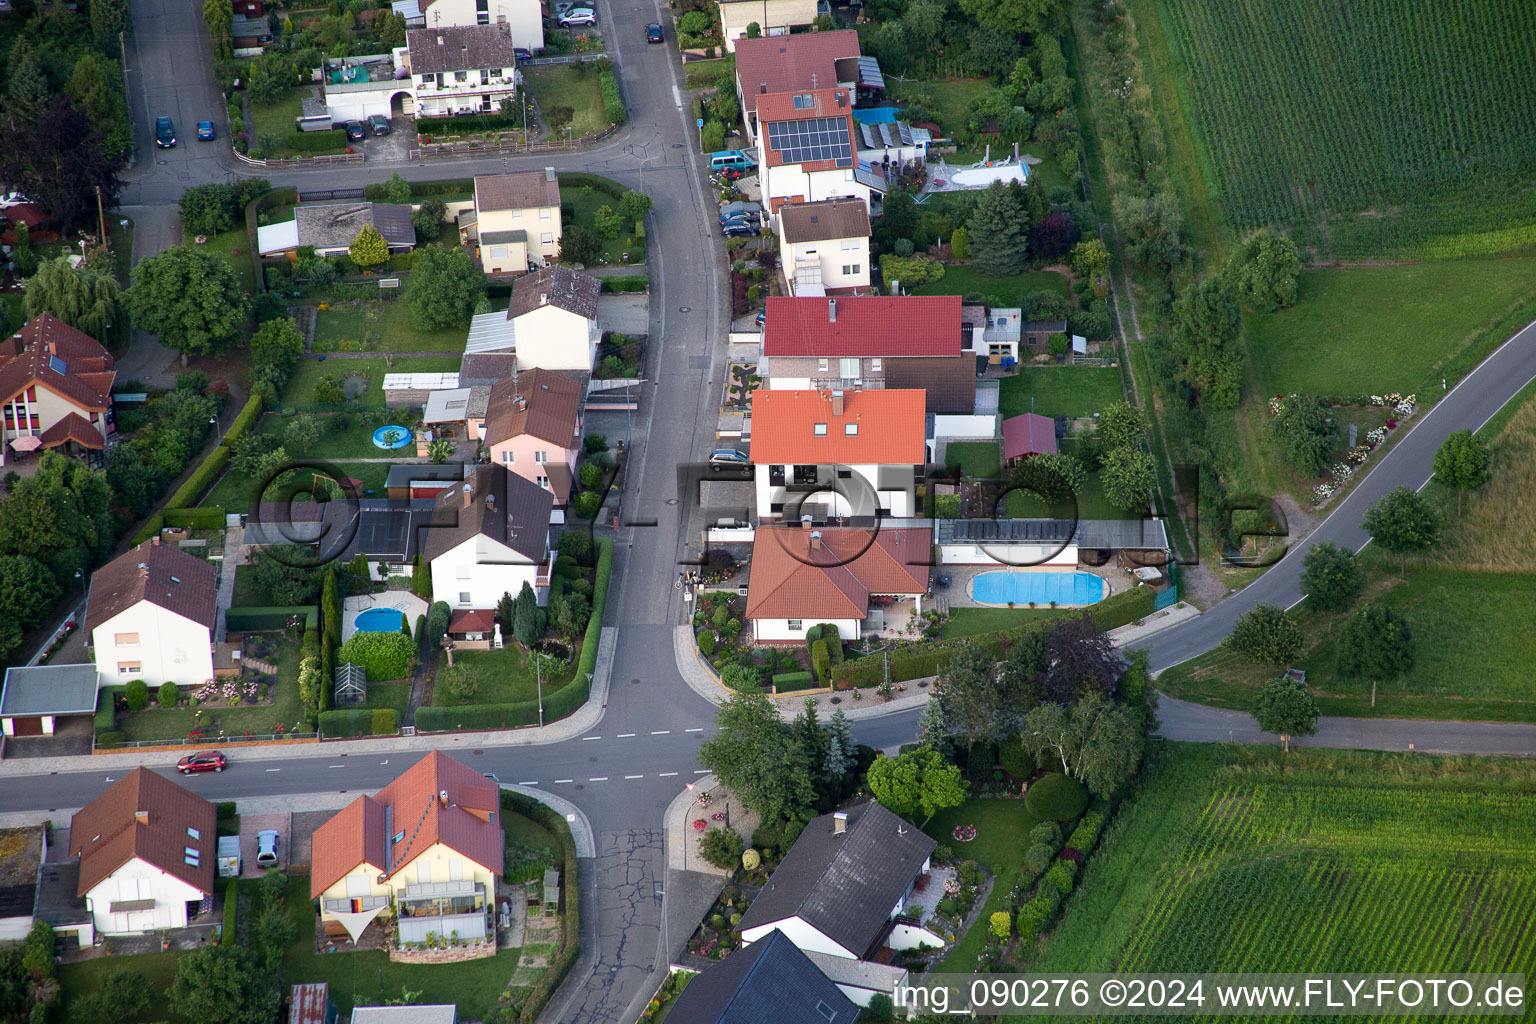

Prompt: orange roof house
[
  {"left": 749, "top": 388, "right": 926, "bottom": 467},
  {"left": 0, "top": 314, "right": 116, "bottom": 463}
]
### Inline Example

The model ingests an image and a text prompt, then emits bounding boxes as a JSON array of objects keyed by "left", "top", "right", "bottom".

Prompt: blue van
[{"left": 709, "top": 150, "right": 757, "bottom": 173}]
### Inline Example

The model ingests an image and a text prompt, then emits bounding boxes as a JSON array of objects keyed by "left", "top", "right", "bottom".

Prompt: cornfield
[{"left": 1158, "top": 0, "right": 1536, "bottom": 260}]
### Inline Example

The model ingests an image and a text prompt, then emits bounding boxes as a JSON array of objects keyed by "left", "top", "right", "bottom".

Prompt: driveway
[
  {"left": 597, "top": 294, "right": 650, "bottom": 335},
  {"left": 238, "top": 811, "right": 291, "bottom": 879}
]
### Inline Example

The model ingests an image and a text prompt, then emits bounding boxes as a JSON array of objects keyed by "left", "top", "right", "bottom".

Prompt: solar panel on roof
[
  {"left": 48, "top": 355, "right": 66, "bottom": 375},
  {"left": 767, "top": 117, "right": 853, "bottom": 165}
]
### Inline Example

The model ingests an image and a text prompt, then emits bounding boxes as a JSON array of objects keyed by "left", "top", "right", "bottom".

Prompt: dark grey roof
[
  {"left": 407, "top": 23, "right": 518, "bottom": 75},
  {"left": 937, "top": 518, "right": 1075, "bottom": 544},
  {"left": 295, "top": 202, "right": 415, "bottom": 251},
  {"left": 421, "top": 464, "right": 553, "bottom": 563},
  {"left": 35, "top": 861, "right": 89, "bottom": 927},
  {"left": 739, "top": 800, "right": 934, "bottom": 958},
  {"left": 0, "top": 665, "right": 100, "bottom": 717},
  {"left": 459, "top": 352, "right": 518, "bottom": 386},
  {"left": 1019, "top": 320, "right": 1068, "bottom": 332},
  {"left": 481, "top": 229, "right": 527, "bottom": 245},
  {"left": 935, "top": 517, "right": 1169, "bottom": 551},
  {"left": 1075, "top": 518, "right": 1169, "bottom": 551},
  {"left": 507, "top": 265, "right": 600, "bottom": 321},
  {"left": 385, "top": 463, "right": 467, "bottom": 489},
  {"left": 666, "top": 930, "right": 860, "bottom": 1024}
]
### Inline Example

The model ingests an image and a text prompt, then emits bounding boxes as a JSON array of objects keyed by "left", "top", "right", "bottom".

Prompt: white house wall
[
  {"left": 430, "top": 536, "right": 544, "bottom": 610},
  {"left": 938, "top": 544, "right": 1077, "bottom": 567},
  {"left": 752, "top": 617, "right": 860, "bottom": 643},
  {"left": 510, "top": 305, "right": 598, "bottom": 372},
  {"left": 419, "top": 0, "right": 543, "bottom": 50},
  {"left": 324, "top": 87, "right": 406, "bottom": 122},
  {"left": 931, "top": 414, "right": 997, "bottom": 439},
  {"left": 92, "top": 603, "right": 214, "bottom": 689},
  {"left": 86, "top": 857, "right": 207, "bottom": 935},
  {"left": 740, "top": 917, "right": 856, "bottom": 959}
]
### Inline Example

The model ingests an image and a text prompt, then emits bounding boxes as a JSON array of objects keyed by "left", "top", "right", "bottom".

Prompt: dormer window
[{"left": 813, "top": 423, "right": 827, "bottom": 436}]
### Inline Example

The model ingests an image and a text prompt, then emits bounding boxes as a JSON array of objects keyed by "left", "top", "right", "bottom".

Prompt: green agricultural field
[
  {"left": 1138, "top": 0, "right": 1536, "bottom": 259},
  {"left": 1244, "top": 257, "right": 1536, "bottom": 397},
  {"left": 1000, "top": 366, "right": 1123, "bottom": 419},
  {"left": 912, "top": 266, "right": 1070, "bottom": 308},
  {"left": 1032, "top": 745, "right": 1536, "bottom": 981}
]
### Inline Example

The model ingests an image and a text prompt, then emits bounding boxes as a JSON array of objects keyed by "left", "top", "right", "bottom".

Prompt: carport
[{"left": 0, "top": 664, "right": 99, "bottom": 738}]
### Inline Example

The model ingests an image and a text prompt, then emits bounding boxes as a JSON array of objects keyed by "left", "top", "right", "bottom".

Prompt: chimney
[
  {"left": 461, "top": 482, "right": 474, "bottom": 507},
  {"left": 137, "top": 562, "right": 149, "bottom": 579},
  {"left": 833, "top": 811, "right": 847, "bottom": 835},
  {"left": 539, "top": 293, "right": 549, "bottom": 306},
  {"left": 759, "top": 82, "right": 767, "bottom": 94},
  {"left": 828, "top": 298, "right": 837, "bottom": 323},
  {"left": 809, "top": 530, "right": 822, "bottom": 551},
  {"left": 135, "top": 810, "right": 149, "bottom": 825},
  {"left": 436, "top": 34, "right": 444, "bottom": 44},
  {"left": 151, "top": 535, "right": 161, "bottom": 546},
  {"left": 837, "top": 90, "right": 846, "bottom": 107},
  {"left": 439, "top": 789, "right": 449, "bottom": 806},
  {"left": 830, "top": 390, "right": 843, "bottom": 416},
  {"left": 485, "top": 493, "right": 496, "bottom": 511},
  {"left": 544, "top": 167, "right": 556, "bottom": 182}
]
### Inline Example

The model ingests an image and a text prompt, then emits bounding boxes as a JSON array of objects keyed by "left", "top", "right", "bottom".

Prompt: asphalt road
[{"left": 39, "top": 1, "right": 1535, "bottom": 1019}]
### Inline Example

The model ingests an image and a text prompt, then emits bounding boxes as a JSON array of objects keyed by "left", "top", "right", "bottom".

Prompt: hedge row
[
  {"left": 414, "top": 111, "right": 522, "bottom": 133},
  {"left": 283, "top": 129, "right": 352, "bottom": 153},
  {"left": 222, "top": 879, "right": 239, "bottom": 943},
  {"left": 598, "top": 275, "right": 647, "bottom": 293},
  {"left": 318, "top": 707, "right": 399, "bottom": 738},
  {"left": 224, "top": 394, "right": 265, "bottom": 446},
  {"left": 598, "top": 69, "right": 624, "bottom": 126},
  {"left": 575, "top": 537, "right": 614, "bottom": 682},
  {"left": 556, "top": 172, "right": 625, "bottom": 200},
  {"left": 226, "top": 606, "right": 318, "bottom": 632},
  {"left": 1086, "top": 585, "right": 1156, "bottom": 631},
  {"left": 771, "top": 671, "right": 816, "bottom": 692},
  {"left": 501, "top": 791, "right": 581, "bottom": 1024},
  {"left": 415, "top": 700, "right": 540, "bottom": 732},
  {"left": 94, "top": 686, "right": 122, "bottom": 731},
  {"left": 247, "top": 187, "right": 298, "bottom": 293},
  {"left": 364, "top": 178, "right": 473, "bottom": 200},
  {"left": 167, "top": 444, "right": 231, "bottom": 510}
]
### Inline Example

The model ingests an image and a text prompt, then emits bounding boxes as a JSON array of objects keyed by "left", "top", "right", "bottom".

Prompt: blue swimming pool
[
  {"left": 354, "top": 607, "right": 404, "bottom": 633},
  {"left": 970, "top": 571, "right": 1104, "bottom": 606}
]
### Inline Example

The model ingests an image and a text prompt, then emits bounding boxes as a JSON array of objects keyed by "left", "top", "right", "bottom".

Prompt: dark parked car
[
  {"left": 368, "top": 114, "right": 391, "bottom": 135},
  {"left": 754, "top": 308, "right": 766, "bottom": 328},
  {"left": 155, "top": 116, "right": 176, "bottom": 148},
  {"left": 721, "top": 222, "right": 758, "bottom": 237},
  {"left": 177, "top": 750, "right": 227, "bottom": 774},
  {"left": 514, "top": 47, "right": 533, "bottom": 62},
  {"left": 719, "top": 201, "right": 761, "bottom": 223},
  {"left": 344, "top": 120, "right": 367, "bottom": 141},
  {"left": 196, "top": 120, "right": 215, "bottom": 141},
  {"left": 646, "top": 22, "right": 663, "bottom": 42}
]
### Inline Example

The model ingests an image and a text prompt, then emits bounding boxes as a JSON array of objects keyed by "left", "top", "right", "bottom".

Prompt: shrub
[
  {"left": 124, "top": 679, "right": 149, "bottom": 711},
  {"left": 1023, "top": 843, "right": 1055, "bottom": 876},
  {"left": 158, "top": 682, "right": 180, "bottom": 708},
  {"left": 720, "top": 662, "right": 761, "bottom": 691},
  {"left": 216, "top": 801, "right": 238, "bottom": 820},
  {"left": 1026, "top": 773, "right": 1090, "bottom": 820},
  {"left": 337, "top": 631, "right": 416, "bottom": 681},
  {"left": 96, "top": 730, "right": 124, "bottom": 748},
  {"left": 426, "top": 601, "right": 451, "bottom": 651},
  {"left": 990, "top": 910, "right": 1011, "bottom": 939},
  {"left": 1000, "top": 736, "right": 1035, "bottom": 778},
  {"left": 1042, "top": 860, "right": 1077, "bottom": 896},
  {"left": 1015, "top": 890, "right": 1060, "bottom": 939},
  {"left": 936, "top": 897, "right": 957, "bottom": 916},
  {"left": 371, "top": 708, "right": 399, "bottom": 735},
  {"left": 697, "top": 631, "right": 717, "bottom": 657},
  {"left": 814, "top": 624, "right": 843, "bottom": 663},
  {"left": 771, "top": 670, "right": 816, "bottom": 692},
  {"left": 741, "top": 848, "right": 760, "bottom": 871},
  {"left": 1067, "top": 811, "right": 1106, "bottom": 854},
  {"left": 811, "top": 639, "right": 831, "bottom": 684},
  {"left": 1029, "top": 821, "right": 1062, "bottom": 848},
  {"left": 698, "top": 827, "right": 744, "bottom": 869},
  {"left": 556, "top": 531, "right": 595, "bottom": 562}
]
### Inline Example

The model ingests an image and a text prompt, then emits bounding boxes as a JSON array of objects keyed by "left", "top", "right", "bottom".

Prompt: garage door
[
  {"left": 7, "top": 716, "right": 43, "bottom": 737},
  {"left": 411, "top": 485, "right": 447, "bottom": 499}
]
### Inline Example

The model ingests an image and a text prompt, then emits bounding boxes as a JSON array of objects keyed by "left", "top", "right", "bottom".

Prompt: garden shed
[
  {"left": 542, "top": 869, "right": 559, "bottom": 914},
  {"left": 333, "top": 663, "right": 366, "bottom": 706}
]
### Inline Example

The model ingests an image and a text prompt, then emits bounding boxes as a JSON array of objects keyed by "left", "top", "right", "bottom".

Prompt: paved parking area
[
  {"left": 597, "top": 293, "right": 650, "bottom": 335},
  {"left": 238, "top": 811, "right": 291, "bottom": 879}
]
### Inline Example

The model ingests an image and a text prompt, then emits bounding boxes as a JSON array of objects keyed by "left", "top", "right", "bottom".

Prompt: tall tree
[
  {"left": 697, "top": 690, "right": 815, "bottom": 826},
  {"left": 89, "top": 0, "right": 129, "bottom": 50},
  {"left": 1362, "top": 486, "right": 1440, "bottom": 576},
  {"left": 66, "top": 52, "right": 133, "bottom": 163},
  {"left": 23, "top": 257, "right": 126, "bottom": 345},
  {"left": 1228, "top": 231, "right": 1300, "bottom": 312},
  {"left": 967, "top": 180, "right": 1029, "bottom": 277},
  {"left": 124, "top": 246, "right": 250, "bottom": 361},
  {"left": 935, "top": 640, "right": 1006, "bottom": 743},
  {"left": 0, "top": 95, "right": 124, "bottom": 233},
  {"left": 1112, "top": 191, "right": 1186, "bottom": 273},
  {"left": 1299, "top": 541, "right": 1364, "bottom": 613},
  {"left": 248, "top": 316, "right": 304, "bottom": 378},
  {"left": 510, "top": 581, "right": 544, "bottom": 646},
  {"left": 170, "top": 945, "right": 280, "bottom": 1024},
  {"left": 1168, "top": 274, "right": 1242, "bottom": 409},
  {"left": 404, "top": 244, "right": 486, "bottom": 331},
  {"left": 956, "top": 0, "right": 1070, "bottom": 38},
  {"left": 1070, "top": 238, "right": 1111, "bottom": 283},
  {"left": 915, "top": 694, "right": 952, "bottom": 757},
  {"left": 1336, "top": 603, "right": 1414, "bottom": 707},
  {"left": 5, "top": 40, "right": 50, "bottom": 124},
  {"left": 1039, "top": 615, "right": 1119, "bottom": 703},
  {"left": 1021, "top": 693, "right": 1143, "bottom": 798},
  {"left": 824, "top": 706, "right": 856, "bottom": 782},
  {"left": 790, "top": 697, "right": 829, "bottom": 798},
  {"left": 0, "top": 555, "right": 61, "bottom": 637},
  {"left": 866, "top": 747, "right": 967, "bottom": 825},
  {"left": 1010, "top": 451, "right": 1085, "bottom": 505},
  {"left": 1096, "top": 401, "right": 1145, "bottom": 450},
  {"left": 348, "top": 224, "right": 390, "bottom": 268},
  {"left": 1101, "top": 444, "right": 1154, "bottom": 511},
  {"left": 1432, "top": 428, "right": 1491, "bottom": 515},
  {"left": 1251, "top": 675, "right": 1319, "bottom": 753},
  {"left": 1224, "top": 604, "right": 1304, "bottom": 667},
  {"left": 0, "top": 452, "right": 113, "bottom": 586}
]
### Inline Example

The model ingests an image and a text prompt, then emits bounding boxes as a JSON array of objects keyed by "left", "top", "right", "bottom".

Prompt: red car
[{"left": 177, "top": 750, "right": 227, "bottom": 774}]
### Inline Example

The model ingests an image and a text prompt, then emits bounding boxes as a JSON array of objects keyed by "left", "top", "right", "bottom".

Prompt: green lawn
[
  {"left": 683, "top": 58, "right": 732, "bottom": 89},
  {"left": 1157, "top": 562, "right": 1536, "bottom": 722},
  {"left": 436, "top": 647, "right": 577, "bottom": 706},
  {"left": 257, "top": 411, "right": 423, "bottom": 461},
  {"left": 58, "top": 950, "right": 181, "bottom": 1022},
  {"left": 939, "top": 607, "right": 1067, "bottom": 638},
  {"left": 115, "top": 637, "right": 305, "bottom": 741},
  {"left": 944, "top": 441, "right": 1001, "bottom": 479},
  {"left": 361, "top": 681, "right": 411, "bottom": 719},
  {"left": 923, "top": 799, "right": 1044, "bottom": 972},
  {"left": 562, "top": 184, "right": 644, "bottom": 265},
  {"left": 203, "top": 460, "right": 391, "bottom": 511},
  {"left": 999, "top": 366, "right": 1124, "bottom": 419},
  {"left": 250, "top": 88, "right": 347, "bottom": 159},
  {"left": 1244, "top": 257, "right": 1536, "bottom": 398},
  {"left": 503, "top": 804, "right": 559, "bottom": 852},
  {"left": 283, "top": 356, "right": 461, "bottom": 406},
  {"left": 187, "top": 226, "right": 257, "bottom": 293},
  {"left": 1005, "top": 466, "right": 1124, "bottom": 519},
  {"left": 913, "top": 266, "right": 1070, "bottom": 307},
  {"left": 313, "top": 300, "right": 466, "bottom": 354},
  {"left": 524, "top": 63, "right": 607, "bottom": 138}
]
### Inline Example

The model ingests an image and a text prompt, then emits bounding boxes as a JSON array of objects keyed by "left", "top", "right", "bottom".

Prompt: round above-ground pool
[
  {"left": 970, "top": 571, "right": 1105, "bottom": 606},
  {"left": 353, "top": 607, "right": 404, "bottom": 632},
  {"left": 372, "top": 425, "right": 413, "bottom": 450}
]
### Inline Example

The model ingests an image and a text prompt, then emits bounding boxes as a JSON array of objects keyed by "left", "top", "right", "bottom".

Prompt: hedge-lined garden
[{"left": 500, "top": 791, "right": 581, "bottom": 1023}]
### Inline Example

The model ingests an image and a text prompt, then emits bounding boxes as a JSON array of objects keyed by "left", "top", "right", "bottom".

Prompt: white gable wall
[
  {"left": 85, "top": 856, "right": 207, "bottom": 935},
  {"left": 419, "top": 0, "right": 543, "bottom": 50},
  {"left": 430, "top": 535, "right": 545, "bottom": 610},
  {"left": 740, "top": 916, "right": 856, "bottom": 959},
  {"left": 91, "top": 602, "right": 214, "bottom": 689},
  {"left": 508, "top": 305, "right": 598, "bottom": 372}
]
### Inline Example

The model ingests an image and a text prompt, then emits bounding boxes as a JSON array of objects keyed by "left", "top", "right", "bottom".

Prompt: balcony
[
  {"left": 396, "top": 880, "right": 489, "bottom": 942},
  {"left": 323, "top": 894, "right": 390, "bottom": 914}
]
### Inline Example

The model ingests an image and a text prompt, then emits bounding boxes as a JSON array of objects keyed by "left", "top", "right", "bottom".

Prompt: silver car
[{"left": 256, "top": 829, "right": 280, "bottom": 868}]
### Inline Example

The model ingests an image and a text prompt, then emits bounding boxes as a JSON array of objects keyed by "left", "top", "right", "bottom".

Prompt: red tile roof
[
  {"left": 755, "top": 89, "right": 857, "bottom": 169},
  {"left": 761, "top": 296, "right": 963, "bottom": 357},
  {"left": 449, "top": 608, "right": 495, "bottom": 633},
  {"left": 69, "top": 767, "right": 216, "bottom": 898},
  {"left": 746, "top": 525, "right": 931, "bottom": 620},
  {"left": 1001, "top": 413, "right": 1058, "bottom": 460},
  {"left": 750, "top": 389, "right": 926, "bottom": 466},
  {"left": 735, "top": 31, "right": 861, "bottom": 120},
  {"left": 0, "top": 314, "right": 116, "bottom": 413},
  {"left": 37, "top": 411, "right": 104, "bottom": 449},
  {"left": 309, "top": 751, "right": 503, "bottom": 899}
]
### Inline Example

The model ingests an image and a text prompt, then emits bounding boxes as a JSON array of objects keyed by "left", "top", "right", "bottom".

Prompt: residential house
[
  {"left": 759, "top": 296, "right": 974, "bottom": 414},
  {"left": 962, "top": 305, "right": 1056, "bottom": 366},
  {"left": 732, "top": 31, "right": 861, "bottom": 144},
  {"left": 419, "top": 0, "right": 543, "bottom": 51},
  {"left": 0, "top": 313, "right": 116, "bottom": 466},
  {"left": 738, "top": 802, "right": 937, "bottom": 958},
  {"left": 425, "top": 464, "right": 555, "bottom": 611},
  {"left": 716, "top": 0, "right": 817, "bottom": 54},
  {"left": 1001, "top": 412, "right": 1057, "bottom": 465},
  {"left": 755, "top": 89, "right": 880, "bottom": 214},
  {"left": 86, "top": 540, "right": 218, "bottom": 689},
  {"left": 464, "top": 265, "right": 601, "bottom": 372},
  {"left": 392, "top": 0, "right": 426, "bottom": 26},
  {"left": 483, "top": 368, "right": 583, "bottom": 504},
  {"left": 0, "top": 664, "right": 100, "bottom": 739},
  {"left": 231, "top": 0, "right": 264, "bottom": 15},
  {"left": 68, "top": 768, "right": 216, "bottom": 935},
  {"left": 257, "top": 202, "right": 415, "bottom": 259},
  {"left": 776, "top": 198, "right": 870, "bottom": 296},
  {"left": 934, "top": 517, "right": 1170, "bottom": 569},
  {"left": 664, "top": 929, "right": 861, "bottom": 1024},
  {"left": 309, "top": 751, "right": 502, "bottom": 944},
  {"left": 465, "top": 169, "right": 562, "bottom": 275},
  {"left": 406, "top": 23, "right": 519, "bottom": 118},
  {"left": 745, "top": 524, "right": 931, "bottom": 642},
  {"left": 750, "top": 387, "right": 926, "bottom": 520}
]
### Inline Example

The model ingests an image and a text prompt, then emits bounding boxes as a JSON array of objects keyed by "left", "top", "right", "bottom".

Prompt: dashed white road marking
[
  {"left": 685, "top": 728, "right": 704, "bottom": 733},
  {"left": 555, "top": 779, "right": 574, "bottom": 784},
  {"left": 659, "top": 772, "right": 678, "bottom": 777},
  {"left": 617, "top": 733, "right": 636, "bottom": 738},
  {"left": 651, "top": 730, "right": 670, "bottom": 735},
  {"left": 624, "top": 774, "right": 643, "bottom": 779},
  {"left": 589, "top": 776, "right": 609, "bottom": 782},
  {"left": 582, "top": 736, "right": 602, "bottom": 741}
]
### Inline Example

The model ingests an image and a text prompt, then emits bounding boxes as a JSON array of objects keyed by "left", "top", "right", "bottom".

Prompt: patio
[
  {"left": 902, "top": 865, "right": 956, "bottom": 929},
  {"left": 341, "top": 591, "right": 430, "bottom": 643}
]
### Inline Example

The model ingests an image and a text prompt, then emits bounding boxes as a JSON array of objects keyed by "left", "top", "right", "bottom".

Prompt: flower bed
[{"left": 1266, "top": 391, "right": 1417, "bottom": 506}]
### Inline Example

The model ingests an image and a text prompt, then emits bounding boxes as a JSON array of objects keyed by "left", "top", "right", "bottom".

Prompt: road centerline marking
[
  {"left": 589, "top": 776, "right": 609, "bottom": 782},
  {"left": 659, "top": 772, "right": 678, "bottom": 777},
  {"left": 555, "top": 779, "right": 574, "bottom": 783},
  {"left": 624, "top": 774, "right": 643, "bottom": 779},
  {"left": 650, "top": 730, "right": 669, "bottom": 735},
  {"left": 616, "top": 733, "right": 636, "bottom": 738},
  {"left": 582, "top": 736, "right": 602, "bottom": 741}
]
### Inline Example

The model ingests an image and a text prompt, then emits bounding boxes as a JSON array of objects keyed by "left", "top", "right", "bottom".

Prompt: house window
[
  {"left": 787, "top": 619, "right": 802, "bottom": 631},
  {"left": 490, "top": 245, "right": 509, "bottom": 259},
  {"left": 502, "top": 450, "right": 514, "bottom": 463},
  {"left": 536, "top": 476, "right": 549, "bottom": 489},
  {"left": 540, "top": 208, "right": 551, "bottom": 220},
  {"left": 817, "top": 359, "right": 829, "bottom": 373},
  {"left": 458, "top": 591, "right": 471, "bottom": 604},
  {"left": 114, "top": 632, "right": 140, "bottom": 647},
  {"left": 455, "top": 71, "right": 468, "bottom": 82},
  {"left": 841, "top": 239, "right": 860, "bottom": 250},
  {"left": 839, "top": 357, "right": 858, "bottom": 378},
  {"left": 117, "top": 662, "right": 141, "bottom": 675},
  {"left": 871, "top": 358, "right": 882, "bottom": 372},
  {"left": 769, "top": 502, "right": 785, "bottom": 513},
  {"left": 845, "top": 424, "right": 858, "bottom": 436},
  {"left": 534, "top": 451, "right": 547, "bottom": 464},
  {"left": 813, "top": 423, "right": 827, "bottom": 436},
  {"left": 837, "top": 469, "right": 852, "bottom": 478},
  {"left": 541, "top": 232, "right": 554, "bottom": 245},
  {"left": 842, "top": 264, "right": 860, "bottom": 276}
]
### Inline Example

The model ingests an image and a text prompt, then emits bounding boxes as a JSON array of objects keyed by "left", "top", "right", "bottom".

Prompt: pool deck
[{"left": 341, "top": 590, "right": 430, "bottom": 643}]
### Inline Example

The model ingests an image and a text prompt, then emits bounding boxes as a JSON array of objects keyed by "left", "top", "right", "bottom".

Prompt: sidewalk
[
  {"left": 0, "top": 628, "right": 619, "bottom": 778},
  {"left": 661, "top": 773, "right": 761, "bottom": 876},
  {"left": 1110, "top": 600, "right": 1201, "bottom": 649}
]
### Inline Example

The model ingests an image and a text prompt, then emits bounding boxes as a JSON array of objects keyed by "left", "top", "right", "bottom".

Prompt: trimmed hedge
[
  {"left": 833, "top": 648, "right": 947, "bottom": 689},
  {"left": 94, "top": 686, "right": 121, "bottom": 731},
  {"left": 280, "top": 129, "right": 351, "bottom": 153},
  {"left": 414, "top": 111, "right": 522, "bottom": 133},
  {"left": 222, "top": 878, "right": 239, "bottom": 943},
  {"left": 1066, "top": 810, "right": 1106, "bottom": 854},
  {"left": 1016, "top": 889, "right": 1061, "bottom": 940},
  {"left": 502, "top": 791, "right": 581, "bottom": 1024},
  {"left": 771, "top": 671, "right": 816, "bottom": 692},
  {"left": 810, "top": 639, "right": 831, "bottom": 684},
  {"left": 1026, "top": 773, "right": 1090, "bottom": 821},
  {"left": 215, "top": 801, "right": 238, "bottom": 820},
  {"left": 598, "top": 275, "right": 647, "bottom": 293},
  {"left": 575, "top": 537, "right": 613, "bottom": 682},
  {"left": 1087, "top": 585, "right": 1156, "bottom": 631},
  {"left": 224, "top": 394, "right": 265, "bottom": 445},
  {"left": 337, "top": 631, "right": 416, "bottom": 681},
  {"left": 416, "top": 701, "right": 539, "bottom": 732},
  {"left": 167, "top": 445, "right": 231, "bottom": 509},
  {"left": 1041, "top": 859, "right": 1077, "bottom": 897},
  {"left": 599, "top": 69, "right": 624, "bottom": 126},
  {"left": 318, "top": 707, "right": 398, "bottom": 737},
  {"left": 226, "top": 606, "right": 318, "bottom": 632},
  {"left": 130, "top": 513, "right": 166, "bottom": 546},
  {"left": 557, "top": 172, "right": 626, "bottom": 200}
]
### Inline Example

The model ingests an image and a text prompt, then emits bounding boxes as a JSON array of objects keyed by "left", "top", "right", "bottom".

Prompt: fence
[
  {"left": 98, "top": 732, "right": 318, "bottom": 750},
  {"left": 299, "top": 188, "right": 367, "bottom": 202},
  {"left": 1153, "top": 561, "right": 1180, "bottom": 611}
]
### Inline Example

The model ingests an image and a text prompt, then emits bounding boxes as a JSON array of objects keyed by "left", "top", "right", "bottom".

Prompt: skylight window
[
  {"left": 845, "top": 423, "right": 858, "bottom": 436},
  {"left": 814, "top": 423, "right": 828, "bottom": 436},
  {"left": 187, "top": 826, "right": 200, "bottom": 839}
]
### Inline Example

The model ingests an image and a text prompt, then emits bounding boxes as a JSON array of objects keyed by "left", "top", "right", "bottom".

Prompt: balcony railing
[{"left": 323, "top": 894, "right": 390, "bottom": 914}]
